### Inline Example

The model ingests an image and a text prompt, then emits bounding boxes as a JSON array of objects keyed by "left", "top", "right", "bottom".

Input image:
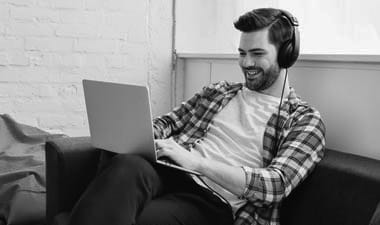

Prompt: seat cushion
[
  {"left": 53, "top": 212, "right": 70, "bottom": 225},
  {"left": 369, "top": 201, "right": 380, "bottom": 225}
]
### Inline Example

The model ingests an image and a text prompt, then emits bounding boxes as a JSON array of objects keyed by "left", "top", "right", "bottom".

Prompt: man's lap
[{"left": 69, "top": 152, "right": 233, "bottom": 225}]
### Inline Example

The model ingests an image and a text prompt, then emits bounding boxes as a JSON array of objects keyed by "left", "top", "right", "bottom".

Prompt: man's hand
[
  {"left": 155, "top": 138, "right": 203, "bottom": 172},
  {"left": 155, "top": 138, "right": 246, "bottom": 196}
]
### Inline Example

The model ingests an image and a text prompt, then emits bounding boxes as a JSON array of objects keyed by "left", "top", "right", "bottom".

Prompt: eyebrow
[{"left": 238, "top": 48, "right": 266, "bottom": 52}]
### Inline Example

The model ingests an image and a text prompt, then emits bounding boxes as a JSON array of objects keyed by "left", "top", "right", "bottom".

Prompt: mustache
[{"left": 242, "top": 66, "right": 262, "bottom": 71}]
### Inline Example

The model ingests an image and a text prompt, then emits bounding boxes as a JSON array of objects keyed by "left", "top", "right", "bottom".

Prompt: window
[{"left": 176, "top": 0, "right": 380, "bottom": 55}]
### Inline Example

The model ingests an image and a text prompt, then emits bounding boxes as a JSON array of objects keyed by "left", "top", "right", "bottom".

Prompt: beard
[{"left": 243, "top": 63, "right": 281, "bottom": 91}]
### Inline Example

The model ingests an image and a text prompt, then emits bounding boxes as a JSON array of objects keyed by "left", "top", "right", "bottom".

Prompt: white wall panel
[
  {"left": 178, "top": 55, "right": 380, "bottom": 160},
  {"left": 183, "top": 60, "right": 211, "bottom": 100},
  {"left": 210, "top": 60, "right": 243, "bottom": 83}
]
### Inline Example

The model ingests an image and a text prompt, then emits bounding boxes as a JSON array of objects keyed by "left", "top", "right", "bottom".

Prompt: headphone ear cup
[
  {"left": 277, "top": 10, "right": 300, "bottom": 68},
  {"left": 278, "top": 39, "right": 294, "bottom": 68}
]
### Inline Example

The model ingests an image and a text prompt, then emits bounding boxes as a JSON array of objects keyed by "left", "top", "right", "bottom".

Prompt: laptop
[{"left": 82, "top": 79, "right": 201, "bottom": 176}]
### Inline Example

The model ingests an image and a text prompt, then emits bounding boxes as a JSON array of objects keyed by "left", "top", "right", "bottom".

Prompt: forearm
[
  {"left": 197, "top": 158, "right": 246, "bottom": 197},
  {"left": 153, "top": 116, "right": 174, "bottom": 139}
]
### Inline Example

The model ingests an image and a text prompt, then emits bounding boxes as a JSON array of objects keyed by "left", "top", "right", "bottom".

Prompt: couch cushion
[
  {"left": 280, "top": 149, "right": 380, "bottom": 225},
  {"left": 53, "top": 212, "right": 70, "bottom": 225},
  {"left": 369, "top": 201, "right": 380, "bottom": 225}
]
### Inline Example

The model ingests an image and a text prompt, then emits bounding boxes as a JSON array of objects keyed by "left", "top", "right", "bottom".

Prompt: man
[{"left": 68, "top": 8, "right": 325, "bottom": 225}]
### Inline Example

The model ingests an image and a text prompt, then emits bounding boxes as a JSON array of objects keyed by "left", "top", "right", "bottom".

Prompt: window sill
[{"left": 177, "top": 53, "right": 380, "bottom": 64}]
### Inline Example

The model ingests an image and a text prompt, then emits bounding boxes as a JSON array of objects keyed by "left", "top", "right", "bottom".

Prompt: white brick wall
[{"left": 0, "top": 0, "right": 173, "bottom": 136}]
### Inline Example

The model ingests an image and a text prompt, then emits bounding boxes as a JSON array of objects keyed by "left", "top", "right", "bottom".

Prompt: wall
[
  {"left": 0, "top": 0, "right": 173, "bottom": 136},
  {"left": 176, "top": 0, "right": 380, "bottom": 55},
  {"left": 176, "top": 54, "right": 380, "bottom": 160}
]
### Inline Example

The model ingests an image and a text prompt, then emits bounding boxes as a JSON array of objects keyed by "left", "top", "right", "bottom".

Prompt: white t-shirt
[{"left": 191, "top": 86, "right": 280, "bottom": 213}]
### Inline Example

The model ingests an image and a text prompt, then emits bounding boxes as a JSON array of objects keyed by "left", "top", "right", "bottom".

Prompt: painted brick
[
  {"left": 107, "top": 68, "right": 148, "bottom": 85},
  {"left": 58, "top": 68, "right": 106, "bottom": 83},
  {"left": 13, "top": 98, "right": 67, "bottom": 114},
  {"left": 128, "top": 23, "right": 147, "bottom": 43},
  {"left": 35, "top": 0, "right": 52, "bottom": 8},
  {"left": 6, "top": 0, "right": 34, "bottom": 7},
  {"left": 103, "top": 0, "right": 130, "bottom": 12},
  {"left": 25, "top": 37, "right": 73, "bottom": 52},
  {"left": 103, "top": 0, "right": 147, "bottom": 13},
  {"left": 80, "top": 54, "right": 105, "bottom": 68},
  {"left": 52, "top": 0, "right": 84, "bottom": 9},
  {"left": 119, "top": 42, "right": 147, "bottom": 54},
  {"left": 119, "top": 43, "right": 148, "bottom": 66},
  {"left": 0, "top": 4, "right": 9, "bottom": 21},
  {"left": 0, "top": 84, "right": 21, "bottom": 97},
  {"left": 8, "top": 51, "right": 29, "bottom": 66},
  {"left": 57, "top": 83, "right": 81, "bottom": 97},
  {"left": 0, "top": 0, "right": 172, "bottom": 136},
  {"left": 99, "top": 25, "right": 127, "bottom": 40},
  {"left": 11, "top": 6, "right": 60, "bottom": 23},
  {"left": 0, "top": 67, "right": 53, "bottom": 82},
  {"left": 8, "top": 22, "right": 55, "bottom": 36},
  {"left": 55, "top": 23, "right": 98, "bottom": 38},
  {"left": 104, "top": 54, "right": 127, "bottom": 68},
  {"left": 11, "top": 112, "right": 39, "bottom": 127},
  {"left": 59, "top": 10, "right": 104, "bottom": 25},
  {"left": 63, "top": 127, "right": 90, "bottom": 137},
  {"left": 0, "top": 38, "right": 24, "bottom": 50},
  {"left": 0, "top": 97, "right": 16, "bottom": 114},
  {"left": 0, "top": 23, "right": 5, "bottom": 34},
  {"left": 105, "top": 12, "right": 130, "bottom": 32},
  {"left": 27, "top": 51, "right": 43, "bottom": 66},
  {"left": 0, "top": 83, "right": 57, "bottom": 97},
  {"left": 33, "top": 53, "right": 82, "bottom": 68},
  {"left": 74, "top": 39, "right": 118, "bottom": 53},
  {"left": 38, "top": 110, "right": 86, "bottom": 127},
  {"left": 0, "top": 54, "right": 7, "bottom": 65},
  {"left": 83, "top": 0, "right": 102, "bottom": 10}
]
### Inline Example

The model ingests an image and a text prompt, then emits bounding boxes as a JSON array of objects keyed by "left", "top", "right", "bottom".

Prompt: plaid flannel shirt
[{"left": 153, "top": 81, "right": 326, "bottom": 225}]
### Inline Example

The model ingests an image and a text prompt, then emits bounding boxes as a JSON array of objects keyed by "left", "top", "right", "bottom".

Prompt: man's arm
[
  {"left": 197, "top": 107, "right": 325, "bottom": 199},
  {"left": 235, "top": 109, "right": 326, "bottom": 206},
  {"left": 152, "top": 87, "right": 205, "bottom": 139},
  {"left": 155, "top": 138, "right": 246, "bottom": 196},
  {"left": 157, "top": 108, "right": 326, "bottom": 206}
]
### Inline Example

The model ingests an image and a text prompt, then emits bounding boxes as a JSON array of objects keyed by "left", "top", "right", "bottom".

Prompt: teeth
[{"left": 246, "top": 70, "right": 259, "bottom": 76}]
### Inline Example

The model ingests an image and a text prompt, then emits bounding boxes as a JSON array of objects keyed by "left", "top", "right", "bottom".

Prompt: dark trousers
[{"left": 68, "top": 153, "right": 234, "bottom": 225}]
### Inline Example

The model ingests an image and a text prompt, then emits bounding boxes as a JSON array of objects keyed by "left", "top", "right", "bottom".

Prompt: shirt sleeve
[
  {"left": 239, "top": 108, "right": 326, "bottom": 207},
  {"left": 152, "top": 85, "right": 208, "bottom": 139}
]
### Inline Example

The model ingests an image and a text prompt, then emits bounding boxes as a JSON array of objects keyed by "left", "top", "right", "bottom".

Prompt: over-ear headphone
[{"left": 277, "top": 10, "right": 300, "bottom": 68}]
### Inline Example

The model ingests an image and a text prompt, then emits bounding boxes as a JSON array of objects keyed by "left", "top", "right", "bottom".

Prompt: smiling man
[
  {"left": 239, "top": 28, "right": 283, "bottom": 95},
  {"left": 68, "top": 8, "right": 326, "bottom": 225}
]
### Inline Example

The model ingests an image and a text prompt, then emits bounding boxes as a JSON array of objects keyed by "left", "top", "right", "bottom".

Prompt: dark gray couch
[{"left": 45, "top": 137, "right": 380, "bottom": 225}]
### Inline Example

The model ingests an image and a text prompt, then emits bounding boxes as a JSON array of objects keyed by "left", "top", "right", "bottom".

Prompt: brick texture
[{"left": 0, "top": 0, "right": 173, "bottom": 136}]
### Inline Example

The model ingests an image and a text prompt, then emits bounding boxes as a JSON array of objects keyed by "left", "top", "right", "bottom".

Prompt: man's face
[{"left": 238, "top": 28, "right": 280, "bottom": 92}]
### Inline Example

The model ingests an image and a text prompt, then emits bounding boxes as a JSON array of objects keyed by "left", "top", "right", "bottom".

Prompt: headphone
[{"left": 277, "top": 10, "right": 300, "bottom": 68}]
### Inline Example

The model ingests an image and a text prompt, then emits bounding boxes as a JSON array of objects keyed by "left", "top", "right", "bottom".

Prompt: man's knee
[{"left": 105, "top": 154, "right": 158, "bottom": 183}]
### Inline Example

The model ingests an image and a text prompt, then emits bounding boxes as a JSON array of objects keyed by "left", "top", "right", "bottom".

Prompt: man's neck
[{"left": 259, "top": 69, "right": 290, "bottom": 98}]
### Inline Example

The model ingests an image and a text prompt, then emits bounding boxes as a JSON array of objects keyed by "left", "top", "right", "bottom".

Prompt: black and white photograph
[{"left": 0, "top": 0, "right": 379, "bottom": 225}]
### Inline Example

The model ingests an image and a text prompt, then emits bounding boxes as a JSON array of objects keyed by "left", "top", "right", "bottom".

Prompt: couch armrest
[
  {"left": 281, "top": 149, "right": 380, "bottom": 225},
  {"left": 45, "top": 136, "right": 100, "bottom": 225}
]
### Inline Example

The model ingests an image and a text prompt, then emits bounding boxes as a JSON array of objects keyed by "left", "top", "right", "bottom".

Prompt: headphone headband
[{"left": 280, "top": 10, "right": 299, "bottom": 27}]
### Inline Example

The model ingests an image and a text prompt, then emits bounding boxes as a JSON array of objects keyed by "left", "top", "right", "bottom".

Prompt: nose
[{"left": 241, "top": 55, "right": 255, "bottom": 68}]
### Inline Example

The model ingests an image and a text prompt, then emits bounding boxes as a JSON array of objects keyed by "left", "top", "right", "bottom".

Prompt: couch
[{"left": 45, "top": 137, "right": 380, "bottom": 225}]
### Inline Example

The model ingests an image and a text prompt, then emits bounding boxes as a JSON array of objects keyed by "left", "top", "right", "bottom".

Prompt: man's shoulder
[
  {"left": 204, "top": 80, "right": 242, "bottom": 93},
  {"left": 288, "top": 98, "right": 325, "bottom": 133},
  {"left": 288, "top": 88, "right": 324, "bottom": 121}
]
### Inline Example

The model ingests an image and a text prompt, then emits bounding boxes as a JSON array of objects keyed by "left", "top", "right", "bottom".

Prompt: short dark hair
[{"left": 234, "top": 8, "right": 293, "bottom": 52}]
